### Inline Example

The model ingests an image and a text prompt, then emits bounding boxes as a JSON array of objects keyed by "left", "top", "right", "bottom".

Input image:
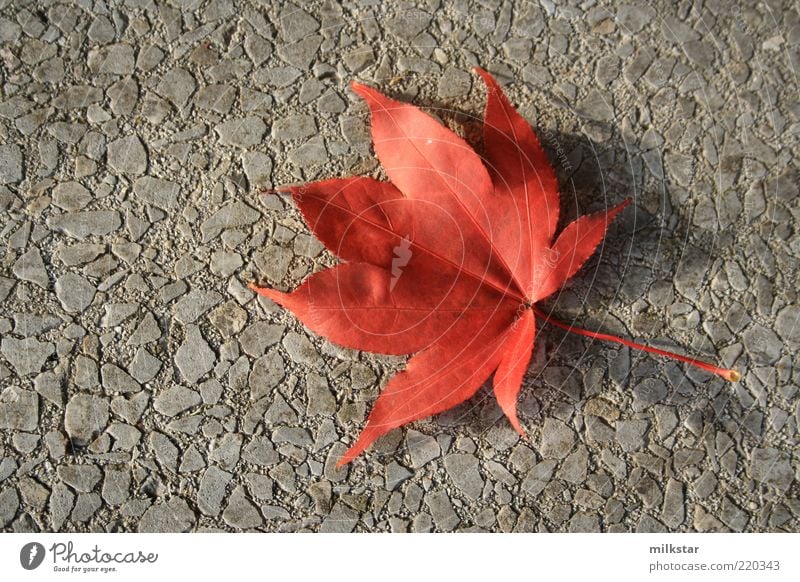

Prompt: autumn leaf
[{"left": 250, "top": 68, "right": 740, "bottom": 467}]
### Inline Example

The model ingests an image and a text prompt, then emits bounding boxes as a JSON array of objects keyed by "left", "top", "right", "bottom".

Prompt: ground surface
[{"left": 0, "top": 0, "right": 798, "bottom": 533}]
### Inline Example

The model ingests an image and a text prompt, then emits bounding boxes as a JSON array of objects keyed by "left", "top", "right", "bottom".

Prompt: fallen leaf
[{"left": 251, "top": 69, "right": 739, "bottom": 467}]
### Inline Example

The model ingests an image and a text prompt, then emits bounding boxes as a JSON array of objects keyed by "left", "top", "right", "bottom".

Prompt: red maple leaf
[{"left": 250, "top": 69, "right": 739, "bottom": 468}]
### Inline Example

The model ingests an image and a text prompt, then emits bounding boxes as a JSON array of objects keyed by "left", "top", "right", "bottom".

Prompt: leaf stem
[{"left": 531, "top": 306, "right": 741, "bottom": 382}]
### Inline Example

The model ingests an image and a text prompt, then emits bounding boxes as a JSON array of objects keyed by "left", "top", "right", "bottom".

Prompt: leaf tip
[
  {"left": 247, "top": 281, "right": 278, "bottom": 300},
  {"left": 512, "top": 420, "right": 529, "bottom": 441},
  {"left": 724, "top": 369, "right": 742, "bottom": 382},
  {"left": 248, "top": 283, "right": 290, "bottom": 306},
  {"left": 474, "top": 66, "right": 499, "bottom": 92},
  {"left": 267, "top": 184, "right": 302, "bottom": 196},
  {"left": 613, "top": 198, "right": 632, "bottom": 215},
  {"left": 350, "top": 80, "right": 373, "bottom": 99},
  {"left": 335, "top": 445, "right": 361, "bottom": 469},
  {"left": 604, "top": 198, "right": 631, "bottom": 223}
]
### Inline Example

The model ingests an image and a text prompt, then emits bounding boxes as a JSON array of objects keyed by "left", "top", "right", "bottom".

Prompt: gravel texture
[{"left": 0, "top": 0, "right": 798, "bottom": 533}]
